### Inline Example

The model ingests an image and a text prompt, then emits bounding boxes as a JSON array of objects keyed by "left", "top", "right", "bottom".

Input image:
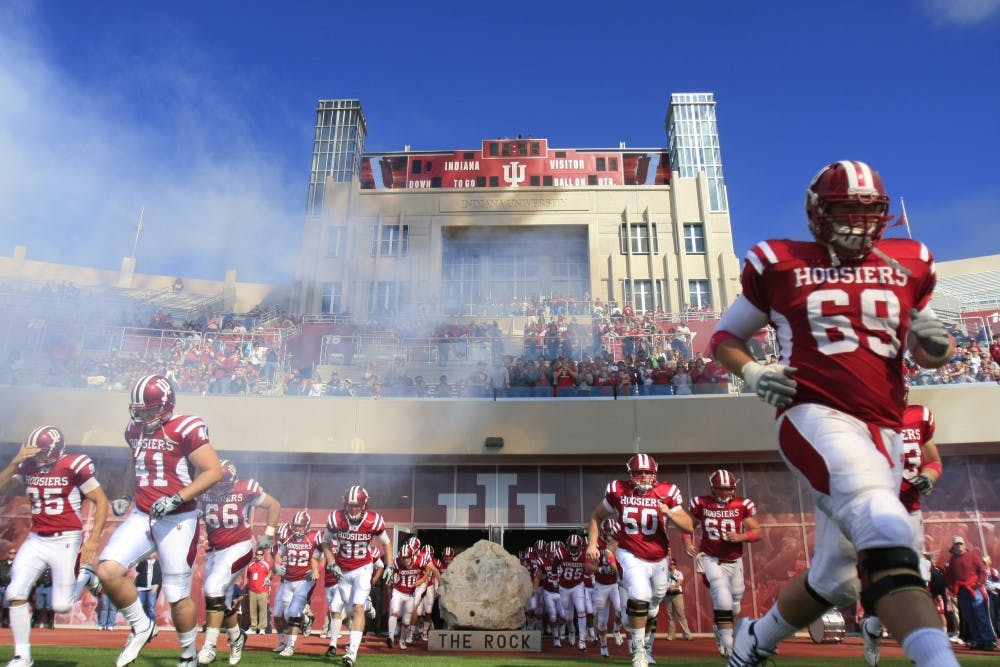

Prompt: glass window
[
  {"left": 326, "top": 226, "right": 347, "bottom": 258},
  {"left": 609, "top": 157, "right": 618, "bottom": 171},
  {"left": 683, "top": 223, "right": 705, "bottom": 254},
  {"left": 321, "top": 282, "right": 342, "bottom": 314},
  {"left": 596, "top": 157, "right": 606, "bottom": 171},
  {"left": 623, "top": 280, "right": 660, "bottom": 313},
  {"left": 489, "top": 143, "right": 499, "bottom": 156},
  {"left": 380, "top": 225, "right": 409, "bottom": 256},
  {"left": 619, "top": 223, "right": 658, "bottom": 254},
  {"left": 688, "top": 279, "right": 712, "bottom": 310}
]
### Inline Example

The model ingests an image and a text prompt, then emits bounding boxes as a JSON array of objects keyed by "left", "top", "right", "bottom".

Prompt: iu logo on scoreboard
[{"left": 502, "top": 161, "right": 526, "bottom": 188}]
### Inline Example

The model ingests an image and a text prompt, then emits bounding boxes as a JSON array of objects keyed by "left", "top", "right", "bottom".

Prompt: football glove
[
  {"left": 741, "top": 361, "right": 798, "bottom": 408},
  {"left": 149, "top": 493, "right": 184, "bottom": 520},
  {"left": 910, "top": 474, "right": 934, "bottom": 496},
  {"left": 325, "top": 562, "right": 343, "bottom": 579},
  {"left": 909, "top": 309, "right": 952, "bottom": 360},
  {"left": 256, "top": 533, "right": 274, "bottom": 551},
  {"left": 111, "top": 496, "right": 133, "bottom": 517},
  {"left": 273, "top": 563, "right": 286, "bottom": 577}
]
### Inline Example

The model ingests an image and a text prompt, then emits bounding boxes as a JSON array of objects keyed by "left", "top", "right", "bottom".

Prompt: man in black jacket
[
  {"left": 134, "top": 553, "right": 162, "bottom": 622},
  {"left": 0, "top": 548, "right": 14, "bottom": 627}
]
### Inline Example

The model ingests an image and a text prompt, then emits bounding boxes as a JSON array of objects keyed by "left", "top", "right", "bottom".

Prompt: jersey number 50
[{"left": 621, "top": 506, "right": 660, "bottom": 535}]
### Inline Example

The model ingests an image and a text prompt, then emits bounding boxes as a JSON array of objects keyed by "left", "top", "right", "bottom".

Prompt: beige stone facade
[{"left": 292, "top": 172, "right": 743, "bottom": 317}]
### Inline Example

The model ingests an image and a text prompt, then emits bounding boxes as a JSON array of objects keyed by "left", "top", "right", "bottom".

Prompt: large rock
[{"left": 438, "top": 539, "right": 532, "bottom": 630}]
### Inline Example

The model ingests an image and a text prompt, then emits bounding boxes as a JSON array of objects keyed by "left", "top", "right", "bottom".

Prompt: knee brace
[
  {"left": 626, "top": 599, "right": 649, "bottom": 621},
  {"left": 713, "top": 609, "right": 734, "bottom": 626},
  {"left": 162, "top": 572, "right": 191, "bottom": 603},
  {"left": 204, "top": 596, "right": 227, "bottom": 613},
  {"left": 857, "top": 547, "right": 928, "bottom": 615},
  {"left": 287, "top": 616, "right": 302, "bottom": 629}
]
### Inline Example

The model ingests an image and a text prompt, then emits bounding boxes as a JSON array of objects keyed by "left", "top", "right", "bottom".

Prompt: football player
[
  {"left": 321, "top": 485, "right": 391, "bottom": 667},
  {"left": 586, "top": 453, "right": 694, "bottom": 667},
  {"left": 197, "top": 460, "right": 281, "bottom": 665},
  {"left": 711, "top": 161, "right": 958, "bottom": 667},
  {"left": 588, "top": 518, "right": 624, "bottom": 657},
  {"left": 98, "top": 375, "right": 223, "bottom": 667},
  {"left": 272, "top": 511, "right": 321, "bottom": 657},
  {"left": 385, "top": 544, "right": 428, "bottom": 650},
  {"left": 0, "top": 426, "right": 110, "bottom": 667},
  {"left": 861, "top": 394, "right": 944, "bottom": 666},
  {"left": 685, "top": 469, "right": 762, "bottom": 657},
  {"left": 558, "top": 534, "right": 590, "bottom": 651}
]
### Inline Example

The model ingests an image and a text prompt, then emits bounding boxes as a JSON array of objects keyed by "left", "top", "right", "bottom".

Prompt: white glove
[
  {"left": 909, "top": 309, "right": 952, "bottom": 360},
  {"left": 256, "top": 533, "right": 274, "bottom": 551},
  {"left": 273, "top": 563, "right": 286, "bottom": 577},
  {"left": 111, "top": 496, "right": 132, "bottom": 517},
  {"left": 910, "top": 474, "right": 934, "bottom": 496},
  {"left": 149, "top": 493, "right": 184, "bottom": 520},
  {"left": 742, "top": 361, "right": 798, "bottom": 408},
  {"left": 325, "top": 562, "right": 343, "bottom": 579}
]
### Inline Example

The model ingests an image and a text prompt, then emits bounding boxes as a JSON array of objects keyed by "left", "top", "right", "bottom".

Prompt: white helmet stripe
[{"left": 837, "top": 160, "right": 875, "bottom": 194}]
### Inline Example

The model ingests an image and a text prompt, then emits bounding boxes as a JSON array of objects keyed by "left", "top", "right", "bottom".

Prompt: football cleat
[
  {"left": 727, "top": 618, "right": 777, "bottom": 667},
  {"left": 578, "top": 639, "right": 587, "bottom": 651},
  {"left": 177, "top": 657, "right": 196, "bottom": 667},
  {"left": 341, "top": 653, "right": 355, "bottom": 667},
  {"left": 116, "top": 621, "right": 158, "bottom": 667},
  {"left": 385, "top": 636, "right": 392, "bottom": 648},
  {"left": 228, "top": 630, "right": 246, "bottom": 666},
  {"left": 399, "top": 638, "right": 407, "bottom": 650},
  {"left": 271, "top": 643, "right": 286, "bottom": 653},
  {"left": 323, "top": 646, "right": 338, "bottom": 658},
  {"left": 278, "top": 645, "right": 295, "bottom": 658},
  {"left": 862, "top": 616, "right": 882, "bottom": 666},
  {"left": 196, "top": 646, "right": 217, "bottom": 665},
  {"left": 6, "top": 657, "right": 33, "bottom": 667},
  {"left": 600, "top": 645, "right": 609, "bottom": 658},
  {"left": 553, "top": 637, "right": 562, "bottom": 648},
  {"left": 614, "top": 630, "right": 624, "bottom": 645}
]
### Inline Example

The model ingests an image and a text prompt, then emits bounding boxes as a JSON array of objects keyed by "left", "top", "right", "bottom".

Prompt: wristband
[
  {"left": 745, "top": 530, "right": 758, "bottom": 543},
  {"left": 682, "top": 533, "right": 693, "bottom": 541},
  {"left": 919, "top": 461, "right": 943, "bottom": 477},
  {"left": 265, "top": 525, "right": 276, "bottom": 537}
]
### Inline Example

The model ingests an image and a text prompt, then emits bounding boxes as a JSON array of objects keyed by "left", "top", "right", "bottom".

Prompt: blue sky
[{"left": 1, "top": 1, "right": 998, "bottom": 284}]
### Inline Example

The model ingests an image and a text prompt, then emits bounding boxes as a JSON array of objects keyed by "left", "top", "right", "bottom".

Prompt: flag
[{"left": 890, "top": 209, "right": 908, "bottom": 228}]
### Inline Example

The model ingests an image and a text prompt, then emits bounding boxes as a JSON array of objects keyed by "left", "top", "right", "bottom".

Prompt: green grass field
[{"left": 7, "top": 647, "right": 999, "bottom": 667}]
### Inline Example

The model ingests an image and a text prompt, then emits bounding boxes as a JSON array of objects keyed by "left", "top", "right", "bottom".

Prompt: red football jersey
[
  {"left": 899, "top": 404, "right": 936, "bottom": 513},
  {"left": 392, "top": 555, "right": 425, "bottom": 594},
  {"left": 594, "top": 549, "right": 619, "bottom": 586},
  {"left": 603, "top": 479, "right": 683, "bottom": 562},
  {"left": 16, "top": 454, "right": 99, "bottom": 533},
  {"left": 557, "top": 550, "right": 588, "bottom": 588},
  {"left": 688, "top": 495, "right": 757, "bottom": 561},
  {"left": 278, "top": 529, "right": 321, "bottom": 582},
  {"left": 125, "top": 414, "right": 211, "bottom": 513},
  {"left": 324, "top": 509, "right": 387, "bottom": 572},
  {"left": 200, "top": 478, "right": 265, "bottom": 550},
  {"left": 739, "top": 238, "right": 936, "bottom": 428}
]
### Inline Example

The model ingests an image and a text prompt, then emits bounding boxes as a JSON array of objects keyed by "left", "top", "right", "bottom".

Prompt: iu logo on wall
[{"left": 502, "top": 161, "right": 527, "bottom": 187}]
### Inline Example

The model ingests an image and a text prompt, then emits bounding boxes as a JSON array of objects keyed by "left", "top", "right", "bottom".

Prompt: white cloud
[
  {"left": 921, "top": 0, "right": 1000, "bottom": 25},
  {"left": 0, "top": 4, "right": 303, "bottom": 284}
]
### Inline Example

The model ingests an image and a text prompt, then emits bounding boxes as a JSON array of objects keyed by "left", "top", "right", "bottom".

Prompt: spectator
[
  {"left": 134, "top": 553, "right": 162, "bottom": 622},
  {"left": 663, "top": 558, "right": 694, "bottom": 641},
  {"left": 98, "top": 591, "right": 119, "bottom": 630},
  {"left": 31, "top": 568, "right": 53, "bottom": 629},
  {"left": 246, "top": 549, "right": 271, "bottom": 635},
  {"left": 1, "top": 547, "right": 13, "bottom": 628},
  {"left": 945, "top": 536, "right": 997, "bottom": 650},
  {"left": 984, "top": 556, "right": 1000, "bottom": 635}
]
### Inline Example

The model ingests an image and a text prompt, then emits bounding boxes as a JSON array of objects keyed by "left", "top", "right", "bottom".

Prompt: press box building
[{"left": 292, "top": 94, "right": 742, "bottom": 318}]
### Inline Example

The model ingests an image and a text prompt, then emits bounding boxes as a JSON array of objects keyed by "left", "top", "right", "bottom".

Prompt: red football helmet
[
  {"left": 129, "top": 374, "right": 176, "bottom": 433},
  {"left": 441, "top": 546, "right": 455, "bottom": 563},
  {"left": 423, "top": 544, "right": 435, "bottom": 557},
  {"left": 26, "top": 425, "right": 65, "bottom": 470},
  {"left": 600, "top": 517, "right": 621, "bottom": 539},
  {"left": 399, "top": 543, "right": 415, "bottom": 565},
  {"left": 218, "top": 459, "right": 239, "bottom": 491},
  {"left": 534, "top": 538, "right": 547, "bottom": 552},
  {"left": 343, "top": 485, "right": 369, "bottom": 522},
  {"left": 407, "top": 536, "right": 421, "bottom": 552},
  {"left": 291, "top": 510, "right": 311, "bottom": 537},
  {"left": 626, "top": 453, "right": 658, "bottom": 494},
  {"left": 566, "top": 534, "right": 584, "bottom": 558},
  {"left": 806, "top": 160, "right": 892, "bottom": 259},
  {"left": 710, "top": 469, "right": 738, "bottom": 504},
  {"left": 276, "top": 522, "right": 291, "bottom": 543},
  {"left": 547, "top": 540, "right": 567, "bottom": 561}
]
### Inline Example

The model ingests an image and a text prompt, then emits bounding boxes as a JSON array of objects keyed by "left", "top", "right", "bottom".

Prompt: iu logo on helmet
[{"left": 502, "top": 161, "right": 527, "bottom": 188}]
